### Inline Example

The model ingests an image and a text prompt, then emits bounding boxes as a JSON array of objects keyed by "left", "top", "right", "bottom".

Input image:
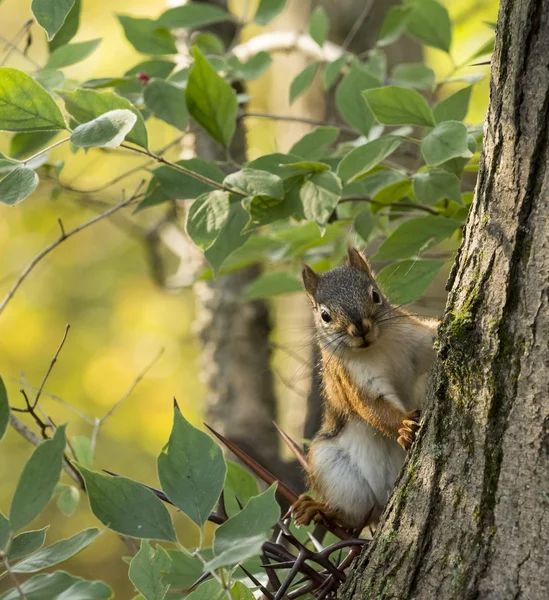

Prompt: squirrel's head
[{"left": 302, "top": 247, "right": 390, "bottom": 353}]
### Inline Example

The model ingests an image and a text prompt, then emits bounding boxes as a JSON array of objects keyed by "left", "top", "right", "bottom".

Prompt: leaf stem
[
  {"left": 119, "top": 143, "right": 245, "bottom": 196},
  {"left": 239, "top": 111, "right": 357, "bottom": 136},
  {"left": 0, "top": 554, "right": 27, "bottom": 600},
  {"left": 22, "top": 137, "right": 71, "bottom": 166}
]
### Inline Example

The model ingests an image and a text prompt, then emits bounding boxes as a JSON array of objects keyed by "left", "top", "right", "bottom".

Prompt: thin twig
[
  {"left": 0, "top": 555, "right": 27, "bottom": 600},
  {"left": 239, "top": 112, "right": 357, "bottom": 136},
  {"left": 13, "top": 325, "right": 70, "bottom": 413},
  {"left": 0, "top": 181, "right": 145, "bottom": 317},
  {"left": 0, "top": 20, "right": 39, "bottom": 69},
  {"left": 90, "top": 348, "right": 164, "bottom": 453},
  {"left": 339, "top": 196, "right": 440, "bottom": 215},
  {"left": 22, "top": 137, "right": 70, "bottom": 165},
  {"left": 341, "top": 0, "right": 375, "bottom": 52}
]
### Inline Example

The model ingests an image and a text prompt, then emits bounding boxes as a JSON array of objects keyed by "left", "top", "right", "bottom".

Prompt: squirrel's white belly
[{"left": 311, "top": 419, "right": 406, "bottom": 527}]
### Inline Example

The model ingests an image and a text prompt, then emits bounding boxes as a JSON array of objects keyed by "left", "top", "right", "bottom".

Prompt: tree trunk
[
  {"left": 341, "top": 1, "right": 549, "bottom": 598},
  {"left": 184, "top": 0, "right": 289, "bottom": 481}
]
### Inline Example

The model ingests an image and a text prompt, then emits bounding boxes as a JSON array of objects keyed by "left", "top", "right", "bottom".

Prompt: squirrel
[{"left": 291, "top": 247, "right": 439, "bottom": 530}]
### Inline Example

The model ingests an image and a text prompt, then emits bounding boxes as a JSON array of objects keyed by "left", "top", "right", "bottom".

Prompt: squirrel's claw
[
  {"left": 291, "top": 494, "right": 340, "bottom": 527},
  {"left": 397, "top": 409, "right": 422, "bottom": 450}
]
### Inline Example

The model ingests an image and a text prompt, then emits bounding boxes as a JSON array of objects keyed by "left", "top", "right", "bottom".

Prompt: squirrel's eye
[
  {"left": 321, "top": 310, "right": 332, "bottom": 323},
  {"left": 372, "top": 289, "right": 382, "bottom": 304}
]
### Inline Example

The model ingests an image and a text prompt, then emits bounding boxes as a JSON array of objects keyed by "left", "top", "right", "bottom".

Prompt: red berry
[{"left": 136, "top": 72, "right": 150, "bottom": 84}]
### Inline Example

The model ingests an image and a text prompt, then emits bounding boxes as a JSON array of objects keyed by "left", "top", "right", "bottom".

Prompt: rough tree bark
[{"left": 341, "top": 1, "right": 549, "bottom": 598}]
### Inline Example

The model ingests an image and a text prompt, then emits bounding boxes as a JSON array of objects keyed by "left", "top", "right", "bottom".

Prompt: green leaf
[
  {"left": 7, "top": 527, "right": 48, "bottom": 563},
  {"left": 129, "top": 540, "right": 171, "bottom": 600},
  {"left": 407, "top": 0, "right": 451, "bottom": 53},
  {"left": 421, "top": 120, "right": 472, "bottom": 166},
  {"left": 78, "top": 467, "right": 176, "bottom": 541},
  {"left": 228, "top": 52, "right": 272, "bottom": 81},
  {"left": 0, "top": 376, "right": 9, "bottom": 442},
  {"left": 224, "top": 169, "right": 284, "bottom": 200},
  {"left": 117, "top": 16, "right": 176, "bottom": 55},
  {"left": 34, "top": 69, "right": 65, "bottom": 92},
  {"left": 224, "top": 461, "right": 260, "bottom": 518},
  {"left": 289, "top": 62, "right": 319, "bottom": 104},
  {"left": 0, "top": 571, "right": 112, "bottom": 600},
  {"left": 231, "top": 582, "right": 255, "bottom": 600},
  {"left": 439, "top": 134, "right": 477, "bottom": 176},
  {"left": 32, "top": 0, "right": 75, "bottom": 40},
  {"left": 300, "top": 171, "right": 342, "bottom": 226},
  {"left": 254, "top": 0, "right": 286, "bottom": 26},
  {"left": 158, "top": 405, "right": 226, "bottom": 527},
  {"left": 49, "top": 0, "right": 80, "bottom": 51},
  {"left": 164, "top": 550, "right": 202, "bottom": 590},
  {"left": 374, "top": 216, "right": 460, "bottom": 260},
  {"left": 205, "top": 201, "right": 250, "bottom": 273},
  {"left": 323, "top": 55, "right": 347, "bottom": 89},
  {"left": 9, "top": 425, "right": 66, "bottom": 532},
  {"left": 144, "top": 79, "right": 188, "bottom": 131},
  {"left": 392, "top": 63, "right": 435, "bottom": 90},
  {"left": 337, "top": 136, "right": 403, "bottom": 183},
  {"left": 371, "top": 179, "right": 412, "bottom": 211},
  {"left": 157, "top": 4, "right": 230, "bottom": 28},
  {"left": 0, "top": 68, "right": 66, "bottom": 132},
  {"left": 186, "top": 191, "right": 231, "bottom": 251},
  {"left": 71, "top": 435, "right": 93, "bottom": 468},
  {"left": 0, "top": 513, "right": 9, "bottom": 552},
  {"left": 186, "top": 46, "right": 237, "bottom": 146},
  {"left": 116, "top": 60, "right": 176, "bottom": 98},
  {"left": 12, "top": 528, "right": 101, "bottom": 573},
  {"left": 56, "top": 484, "right": 80, "bottom": 516},
  {"left": 335, "top": 61, "right": 379, "bottom": 135},
  {"left": 187, "top": 580, "right": 224, "bottom": 600},
  {"left": 377, "top": 6, "right": 412, "bottom": 47},
  {"left": 309, "top": 7, "right": 328, "bottom": 47},
  {"left": 45, "top": 38, "right": 101, "bottom": 69},
  {"left": 363, "top": 86, "right": 435, "bottom": 127},
  {"left": 247, "top": 152, "right": 303, "bottom": 179},
  {"left": 0, "top": 166, "right": 37, "bottom": 205},
  {"left": 243, "top": 186, "right": 303, "bottom": 229},
  {"left": 365, "top": 50, "right": 387, "bottom": 82},
  {"left": 245, "top": 272, "right": 302, "bottom": 299},
  {"left": 290, "top": 126, "right": 339, "bottom": 160},
  {"left": 10, "top": 131, "right": 57, "bottom": 159},
  {"left": 205, "top": 485, "right": 280, "bottom": 571},
  {"left": 285, "top": 161, "right": 330, "bottom": 173},
  {"left": 58, "top": 88, "right": 148, "bottom": 149},
  {"left": 433, "top": 86, "right": 472, "bottom": 123},
  {"left": 70, "top": 109, "right": 136, "bottom": 148},
  {"left": 153, "top": 159, "right": 224, "bottom": 200},
  {"left": 354, "top": 208, "right": 379, "bottom": 243},
  {"left": 413, "top": 169, "right": 461, "bottom": 205},
  {"left": 377, "top": 259, "right": 445, "bottom": 305}
]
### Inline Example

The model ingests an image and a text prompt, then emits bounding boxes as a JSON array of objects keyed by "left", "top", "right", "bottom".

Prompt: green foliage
[
  {"left": 117, "top": 15, "right": 177, "bottom": 55},
  {"left": 7, "top": 527, "right": 48, "bottom": 563},
  {"left": 157, "top": 405, "right": 226, "bottom": 527},
  {"left": 205, "top": 484, "right": 280, "bottom": 571},
  {"left": 254, "top": 0, "right": 287, "bottom": 26},
  {"left": 186, "top": 46, "right": 237, "bottom": 146},
  {"left": 336, "top": 61, "right": 378, "bottom": 134},
  {"left": 78, "top": 467, "right": 177, "bottom": 541},
  {"left": 0, "top": 572, "right": 112, "bottom": 600},
  {"left": 10, "top": 425, "right": 66, "bottom": 532},
  {"left": 31, "top": 0, "right": 75, "bottom": 41},
  {"left": 70, "top": 109, "right": 137, "bottom": 148},
  {"left": 128, "top": 541, "right": 171, "bottom": 600},
  {"left": 407, "top": 0, "right": 452, "bottom": 53},
  {"left": 0, "top": 377, "right": 9, "bottom": 441},
  {"left": 156, "top": 4, "right": 231, "bottom": 29},
  {"left": 377, "top": 259, "right": 446, "bottom": 305},
  {"left": 45, "top": 38, "right": 101, "bottom": 69},
  {"left": 363, "top": 86, "right": 435, "bottom": 126},
  {"left": 143, "top": 79, "right": 188, "bottom": 131},
  {"left": 0, "top": 68, "right": 66, "bottom": 131},
  {"left": 0, "top": 166, "right": 39, "bottom": 206},
  {"left": 289, "top": 62, "right": 319, "bottom": 104},
  {"left": 309, "top": 7, "right": 329, "bottom": 47}
]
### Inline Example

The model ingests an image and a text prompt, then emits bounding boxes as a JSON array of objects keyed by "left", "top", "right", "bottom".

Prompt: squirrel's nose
[{"left": 348, "top": 321, "right": 371, "bottom": 337}]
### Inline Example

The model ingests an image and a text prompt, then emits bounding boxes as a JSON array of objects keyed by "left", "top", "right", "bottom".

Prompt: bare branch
[
  {"left": 0, "top": 554, "right": 27, "bottom": 600},
  {"left": 240, "top": 112, "right": 357, "bottom": 136},
  {"left": 0, "top": 181, "right": 146, "bottom": 318}
]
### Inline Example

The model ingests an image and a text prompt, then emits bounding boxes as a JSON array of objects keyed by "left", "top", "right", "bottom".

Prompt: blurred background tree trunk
[{"left": 341, "top": 0, "right": 549, "bottom": 597}]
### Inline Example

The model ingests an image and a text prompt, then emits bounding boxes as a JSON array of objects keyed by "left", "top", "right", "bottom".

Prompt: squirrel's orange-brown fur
[{"left": 292, "top": 247, "right": 438, "bottom": 530}]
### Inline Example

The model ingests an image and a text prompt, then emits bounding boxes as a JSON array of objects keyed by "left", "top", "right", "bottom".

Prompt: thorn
[
  {"left": 188, "top": 572, "right": 210, "bottom": 592},
  {"left": 272, "top": 421, "right": 309, "bottom": 471},
  {"left": 102, "top": 470, "right": 175, "bottom": 506},
  {"left": 204, "top": 423, "right": 299, "bottom": 505},
  {"left": 239, "top": 565, "right": 275, "bottom": 600}
]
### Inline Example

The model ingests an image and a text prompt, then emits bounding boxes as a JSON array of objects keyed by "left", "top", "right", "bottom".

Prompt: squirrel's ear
[
  {"left": 301, "top": 264, "right": 319, "bottom": 300},
  {"left": 346, "top": 246, "right": 375, "bottom": 277}
]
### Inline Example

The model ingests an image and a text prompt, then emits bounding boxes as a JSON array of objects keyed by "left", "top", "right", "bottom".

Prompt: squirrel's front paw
[
  {"left": 397, "top": 409, "right": 421, "bottom": 450},
  {"left": 290, "top": 494, "right": 340, "bottom": 527}
]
